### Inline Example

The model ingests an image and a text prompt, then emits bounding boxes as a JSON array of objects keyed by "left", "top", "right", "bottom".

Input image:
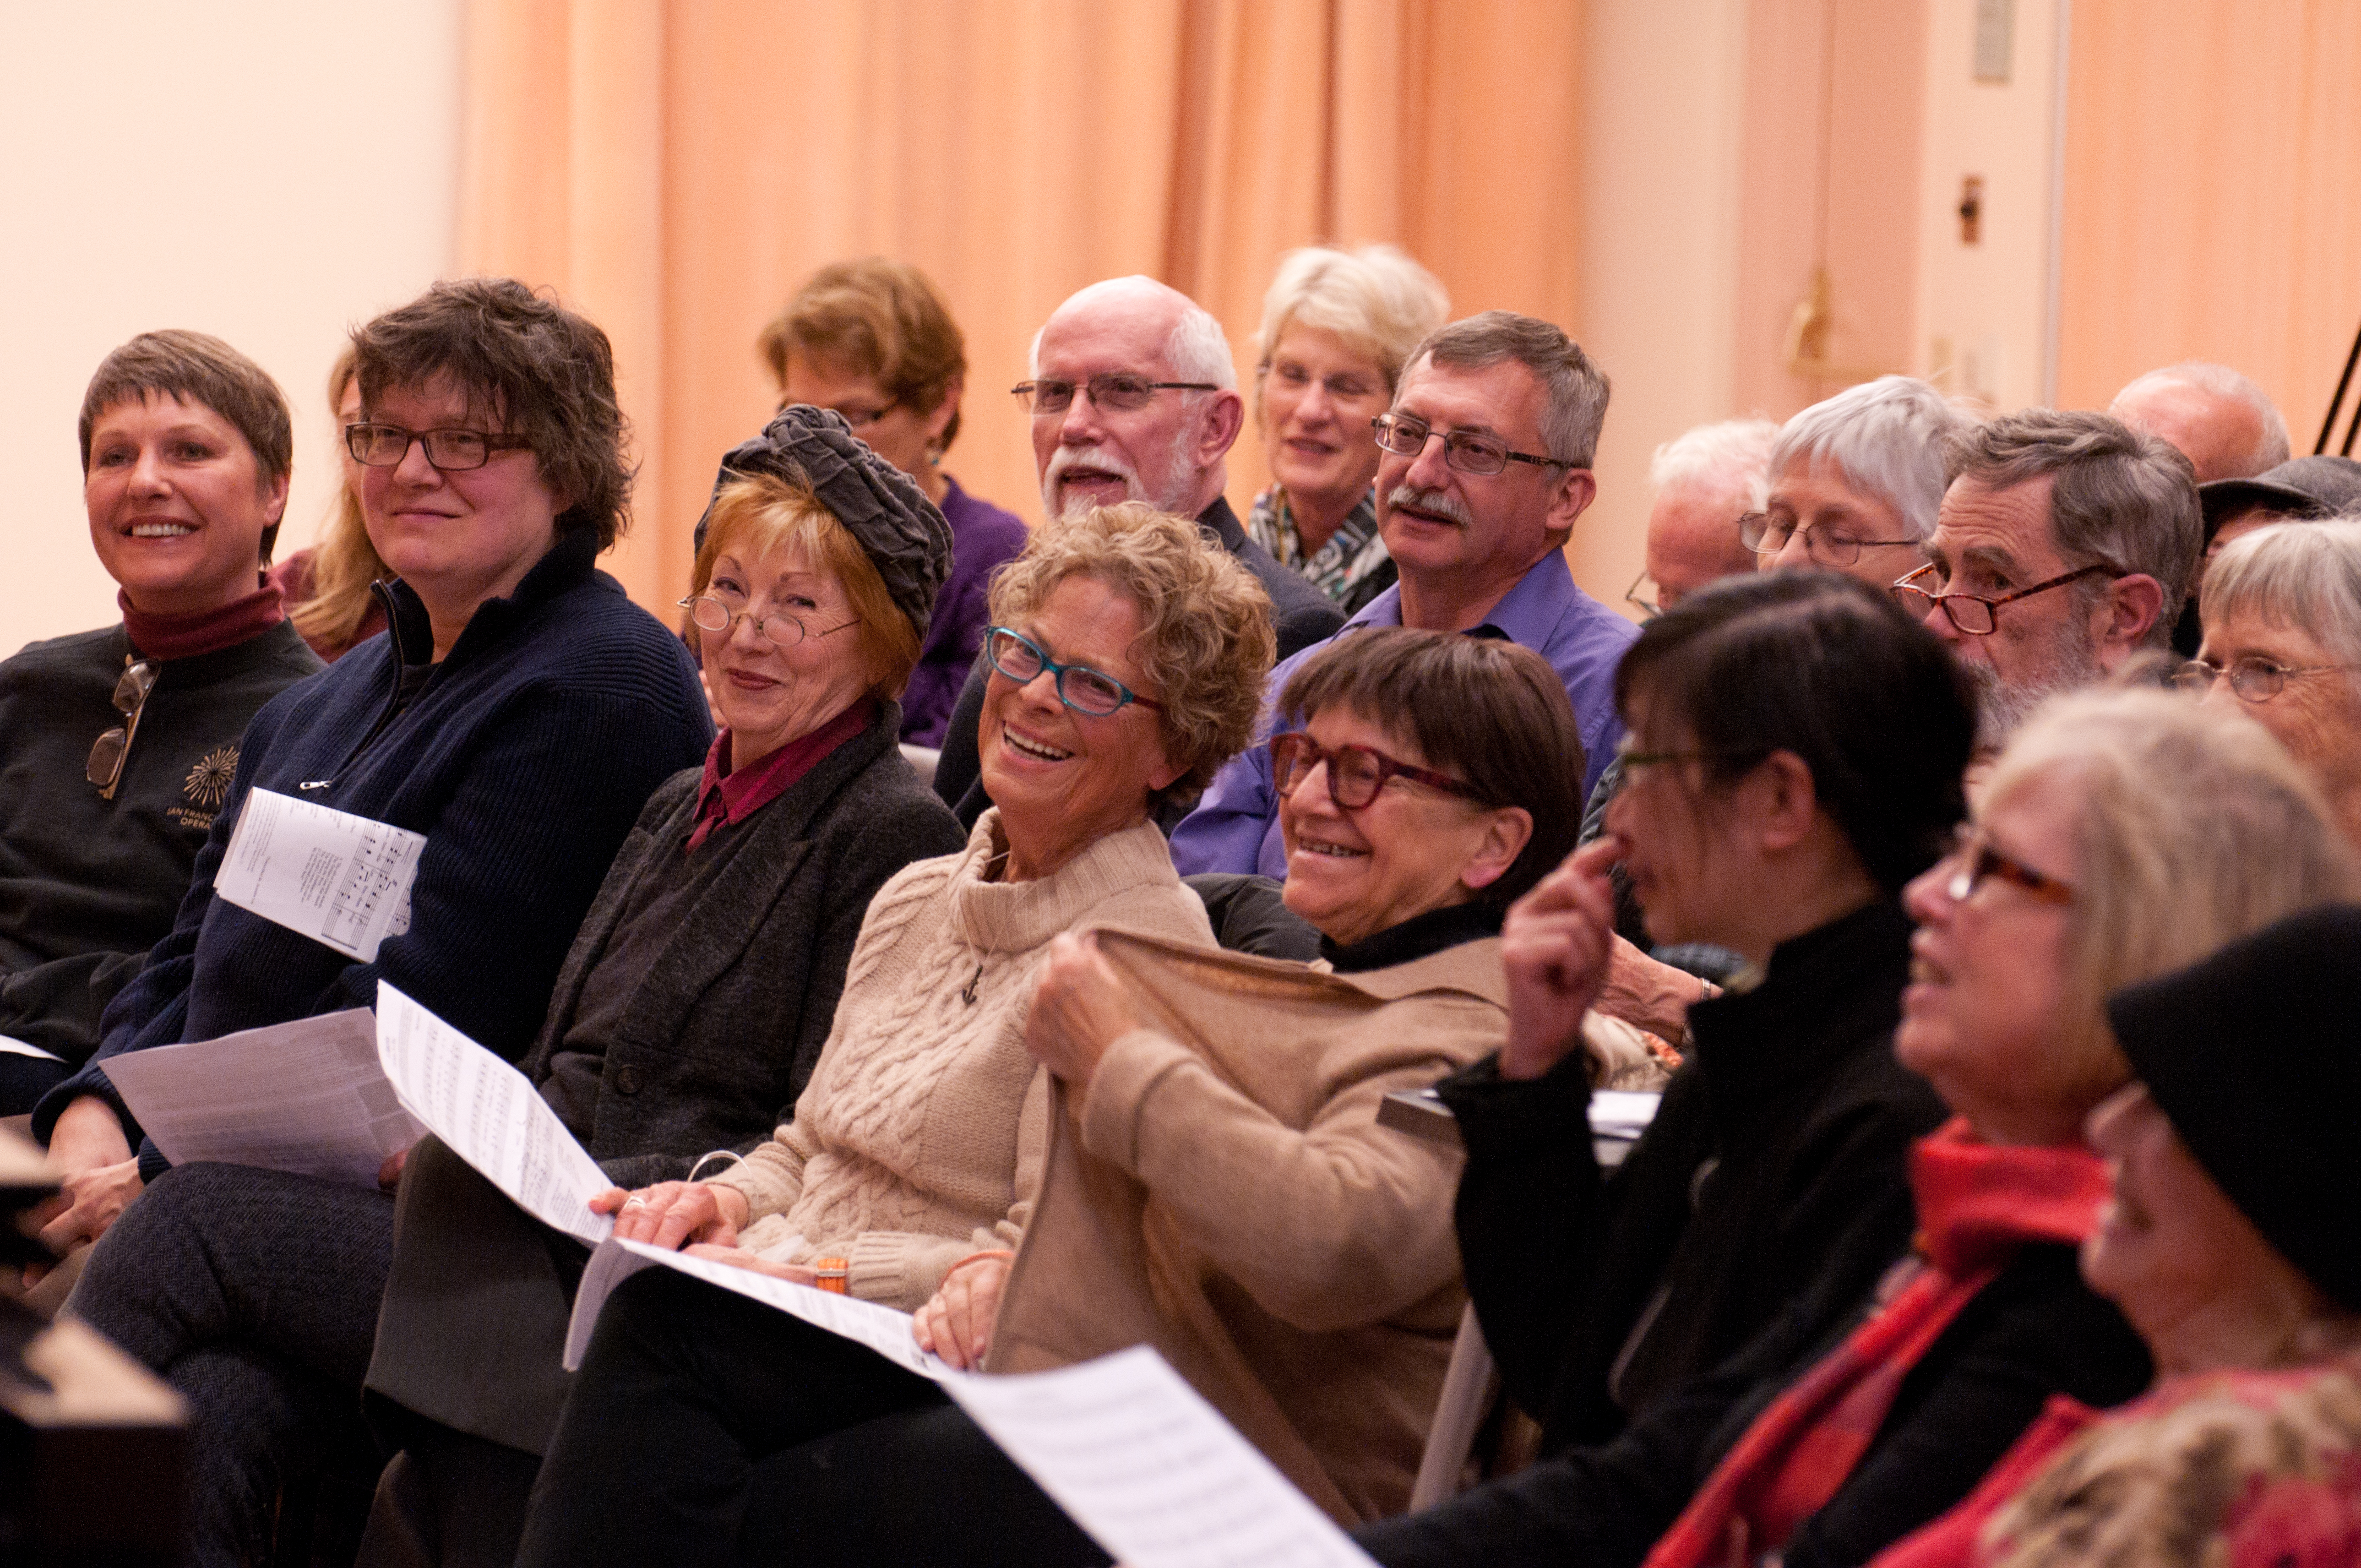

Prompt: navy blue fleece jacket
[{"left": 35, "top": 529, "right": 713, "bottom": 1175}]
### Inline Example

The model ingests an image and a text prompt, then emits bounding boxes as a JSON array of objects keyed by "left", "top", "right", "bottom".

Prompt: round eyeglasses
[
  {"left": 345, "top": 422, "right": 535, "bottom": 472},
  {"left": 983, "top": 627, "right": 1161, "bottom": 716},
  {"left": 1269, "top": 732, "right": 1482, "bottom": 811},
  {"left": 677, "top": 594, "right": 859, "bottom": 649},
  {"left": 1891, "top": 562, "right": 2113, "bottom": 636},
  {"left": 1370, "top": 413, "right": 1572, "bottom": 477},
  {"left": 1739, "top": 511, "right": 1918, "bottom": 567},
  {"left": 2170, "top": 656, "right": 2361, "bottom": 703}
]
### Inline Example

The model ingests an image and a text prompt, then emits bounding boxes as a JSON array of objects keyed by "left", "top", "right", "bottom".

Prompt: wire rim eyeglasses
[
  {"left": 1369, "top": 413, "right": 1573, "bottom": 478},
  {"left": 1891, "top": 562, "right": 2114, "bottom": 636},
  {"left": 983, "top": 627, "right": 1162, "bottom": 716},
  {"left": 2170, "top": 656, "right": 2361, "bottom": 703},
  {"left": 1009, "top": 375, "right": 1220, "bottom": 417},
  {"left": 1739, "top": 511, "right": 1920, "bottom": 566},
  {"left": 677, "top": 594, "right": 860, "bottom": 649},
  {"left": 1269, "top": 732, "right": 1483, "bottom": 811},
  {"left": 87, "top": 658, "right": 160, "bottom": 798}
]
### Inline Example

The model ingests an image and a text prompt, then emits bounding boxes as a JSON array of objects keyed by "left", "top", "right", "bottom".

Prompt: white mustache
[
  {"left": 1385, "top": 483, "right": 1473, "bottom": 525},
  {"left": 1045, "top": 444, "right": 1142, "bottom": 492}
]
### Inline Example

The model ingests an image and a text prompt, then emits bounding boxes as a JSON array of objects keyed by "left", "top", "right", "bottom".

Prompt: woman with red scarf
[{"left": 1357, "top": 687, "right": 2360, "bottom": 1568}]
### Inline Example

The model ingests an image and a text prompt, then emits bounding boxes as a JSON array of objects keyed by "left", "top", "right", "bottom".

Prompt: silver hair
[
  {"left": 1401, "top": 311, "right": 1610, "bottom": 467},
  {"left": 1029, "top": 275, "right": 1236, "bottom": 390},
  {"left": 1944, "top": 409, "right": 2203, "bottom": 647},
  {"left": 2113, "top": 360, "right": 2291, "bottom": 478},
  {"left": 1253, "top": 244, "right": 1449, "bottom": 390},
  {"left": 2200, "top": 514, "right": 2361, "bottom": 668},
  {"left": 1650, "top": 417, "right": 1781, "bottom": 511},
  {"left": 1770, "top": 377, "right": 1970, "bottom": 543}
]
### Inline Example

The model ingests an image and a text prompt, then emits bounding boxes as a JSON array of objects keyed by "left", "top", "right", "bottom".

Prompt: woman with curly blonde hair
[{"left": 515, "top": 504, "right": 1273, "bottom": 1567}]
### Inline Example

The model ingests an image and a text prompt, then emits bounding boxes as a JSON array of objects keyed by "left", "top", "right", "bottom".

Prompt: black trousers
[{"left": 514, "top": 1264, "right": 1108, "bottom": 1568}]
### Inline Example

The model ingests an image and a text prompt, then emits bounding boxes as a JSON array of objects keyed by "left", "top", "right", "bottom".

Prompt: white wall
[
  {"left": 1574, "top": 0, "right": 1753, "bottom": 614},
  {"left": 0, "top": 2, "right": 462, "bottom": 651},
  {"left": 1914, "top": 0, "right": 2063, "bottom": 412}
]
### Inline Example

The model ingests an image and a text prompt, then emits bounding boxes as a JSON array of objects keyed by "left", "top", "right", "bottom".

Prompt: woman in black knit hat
[{"left": 1870, "top": 902, "right": 2361, "bottom": 1568}]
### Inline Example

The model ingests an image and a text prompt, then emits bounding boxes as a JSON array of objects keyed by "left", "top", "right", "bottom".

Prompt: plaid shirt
[{"left": 1244, "top": 486, "right": 1394, "bottom": 616}]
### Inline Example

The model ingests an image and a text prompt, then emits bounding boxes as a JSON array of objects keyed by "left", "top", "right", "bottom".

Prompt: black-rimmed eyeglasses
[
  {"left": 1370, "top": 413, "right": 1573, "bottom": 477},
  {"left": 983, "top": 627, "right": 1162, "bottom": 716},
  {"left": 88, "top": 658, "right": 159, "bottom": 799},
  {"left": 1891, "top": 562, "right": 2113, "bottom": 636},
  {"left": 1010, "top": 375, "right": 1220, "bottom": 417},
  {"left": 1270, "top": 732, "right": 1482, "bottom": 810},
  {"left": 345, "top": 423, "right": 536, "bottom": 472}
]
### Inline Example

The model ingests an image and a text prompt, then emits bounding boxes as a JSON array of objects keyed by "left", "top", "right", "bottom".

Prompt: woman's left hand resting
[
  {"left": 913, "top": 1251, "right": 1012, "bottom": 1370},
  {"left": 591, "top": 1180, "right": 749, "bottom": 1249},
  {"left": 1024, "top": 933, "right": 1143, "bottom": 1093}
]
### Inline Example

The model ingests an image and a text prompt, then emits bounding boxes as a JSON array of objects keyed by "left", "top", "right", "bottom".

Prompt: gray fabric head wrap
[{"left": 692, "top": 405, "right": 955, "bottom": 643}]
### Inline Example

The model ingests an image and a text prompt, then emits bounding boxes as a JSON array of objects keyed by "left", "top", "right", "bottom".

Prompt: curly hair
[
  {"left": 987, "top": 502, "right": 1274, "bottom": 806},
  {"left": 351, "top": 277, "right": 632, "bottom": 549}
]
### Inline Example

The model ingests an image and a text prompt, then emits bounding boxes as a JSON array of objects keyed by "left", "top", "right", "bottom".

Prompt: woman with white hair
[
  {"left": 2180, "top": 515, "right": 2361, "bottom": 846},
  {"left": 1749, "top": 376, "right": 1970, "bottom": 593},
  {"left": 1245, "top": 244, "right": 1450, "bottom": 614}
]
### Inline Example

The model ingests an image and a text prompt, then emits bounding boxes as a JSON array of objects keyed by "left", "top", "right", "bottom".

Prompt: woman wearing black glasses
[{"left": 31, "top": 280, "right": 715, "bottom": 1565}]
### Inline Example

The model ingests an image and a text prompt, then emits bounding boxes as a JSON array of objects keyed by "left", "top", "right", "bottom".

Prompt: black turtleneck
[{"left": 1319, "top": 900, "right": 1504, "bottom": 973}]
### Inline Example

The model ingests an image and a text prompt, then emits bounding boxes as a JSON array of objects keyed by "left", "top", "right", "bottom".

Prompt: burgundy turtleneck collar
[{"left": 119, "top": 583, "right": 287, "bottom": 662}]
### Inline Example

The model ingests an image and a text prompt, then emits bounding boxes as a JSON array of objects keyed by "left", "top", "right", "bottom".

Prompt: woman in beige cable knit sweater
[{"left": 511, "top": 504, "right": 1275, "bottom": 1565}]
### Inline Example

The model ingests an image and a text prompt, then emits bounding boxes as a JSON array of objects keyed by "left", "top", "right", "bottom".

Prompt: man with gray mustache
[
  {"left": 927, "top": 276, "right": 1343, "bottom": 826},
  {"left": 1170, "top": 311, "right": 1637, "bottom": 878}
]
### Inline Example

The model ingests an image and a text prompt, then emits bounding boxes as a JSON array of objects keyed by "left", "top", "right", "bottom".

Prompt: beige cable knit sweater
[{"left": 711, "top": 810, "right": 1212, "bottom": 1309}]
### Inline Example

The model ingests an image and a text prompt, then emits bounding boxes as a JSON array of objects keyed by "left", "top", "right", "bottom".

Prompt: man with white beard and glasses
[
  {"left": 1896, "top": 409, "right": 2200, "bottom": 755},
  {"left": 927, "top": 276, "right": 1341, "bottom": 825},
  {"left": 1171, "top": 311, "right": 1637, "bottom": 879}
]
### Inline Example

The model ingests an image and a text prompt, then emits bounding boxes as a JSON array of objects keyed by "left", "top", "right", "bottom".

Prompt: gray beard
[{"left": 1967, "top": 624, "right": 2106, "bottom": 749}]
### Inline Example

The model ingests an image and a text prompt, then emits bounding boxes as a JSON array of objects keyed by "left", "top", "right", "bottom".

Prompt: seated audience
[
  {"left": 25, "top": 279, "right": 713, "bottom": 1565},
  {"left": 0, "top": 331, "right": 322, "bottom": 1112},
  {"left": 514, "top": 629, "right": 1649, "bottom": 1565},
  {"left": 1898, "top": 410, "right": 2199, "bottom": 751},
  {"left": 511, "top": 502, "right": 1267, "bottom": 1564},
  {"left": 2108, "top": 360, "right": 2289, "bottom": 484},
  {"left": 1243, "top": 244, "right": 1450, "bottom": 616},
  {"left": 1631, "top": 417, "right": 1776, "bottom": 614},
  {"left": 1436, "top": 573, "right": 1968, "bottom": 1458},
  {"left": 2179, "top": 517, "right": 2361, "bottom": 847},
  {"left": 1873, "top": 903, "right": 2361, "bottom": 1568},
  {"left": 757, "top": 258, "right": 1027, "bottom": 748},
  {"left": 1361, "top": 685, "right": 2359, "bottom": 1568},
  {"left": 1748, "top": 375, "right": 1967, "bottom": 592},
  {"left": 270, "top": 345, "right": 393, "bottom": 661},
  {"left": 353, "top": 406, "right": 969, "bottom": 1562},
  {"left": 1172, "top": 310, "right": 1639, "bottom": 879},
  {"left": 927, "top": 274, "right": 1344, "bottom": 825}
]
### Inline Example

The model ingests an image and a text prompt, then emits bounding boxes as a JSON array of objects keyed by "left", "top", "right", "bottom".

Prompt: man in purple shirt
[{"left": 1170, "top": 311, "right": 1638, "bottom": 879}]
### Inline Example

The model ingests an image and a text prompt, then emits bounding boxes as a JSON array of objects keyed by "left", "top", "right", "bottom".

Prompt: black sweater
[
  {"left": 1356, "top": 1242, "right": 2152, "bottom": 1568},
  {"left": 0, "top": 619, "right": 320, "bottom": 1069},
  {"left": 37, "top": 531, "right": 713, "bottom": 1169},
  {"left": 1438, "top": 900, "right": 1949, "bottom": 1452}
]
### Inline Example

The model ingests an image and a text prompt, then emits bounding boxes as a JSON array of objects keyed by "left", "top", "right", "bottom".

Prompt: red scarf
[
  {"left": 684, "top": 700, "right": 873, "bottom": 852},
  {"left": 1641, "top": 1118, "right": 2112, "bottom": 1568},
  {"left": 119, "top": 584, "right": 286, "bottom": 662}
]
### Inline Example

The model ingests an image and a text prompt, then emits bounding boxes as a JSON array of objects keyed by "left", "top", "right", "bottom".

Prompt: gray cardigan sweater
[{"left": 521, "top": 703, "right": 966, "bottom": 1188}]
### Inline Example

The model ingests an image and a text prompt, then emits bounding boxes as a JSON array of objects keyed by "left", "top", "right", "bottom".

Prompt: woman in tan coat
[{"left": 516, "top": 628, "right": 1619, "bottom": 1566}]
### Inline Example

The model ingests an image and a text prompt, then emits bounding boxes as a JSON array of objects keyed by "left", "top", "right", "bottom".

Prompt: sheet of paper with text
[
  {"left": 216, "top": 788, "right": 424, "bottom": 962},
  {"left": 101, "top": 1008, "right": 424, "bottom": 1186},
  {"left": 946, "top": 1346, "right": 1382, "bottom": 1568},
  {"left": 373, "top": 982, "right": 613, "bottom": 1245}
]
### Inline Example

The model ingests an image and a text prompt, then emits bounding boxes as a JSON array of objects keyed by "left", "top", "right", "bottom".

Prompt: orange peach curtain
[
  {"left": 2055, "top": 0, "right": 2361, "bottom": 440},
  {"left": 455, "top": 0, "right": 1587, "bottom": 617}
]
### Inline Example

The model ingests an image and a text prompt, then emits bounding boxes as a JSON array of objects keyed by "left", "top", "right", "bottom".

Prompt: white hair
[
  {"left": 1029, "top": 275, "right": 1236, "bottom": 390},
  {"left": 1649, "top": 417, "right": 1781, "bottom": 511},
  {"left": 1770, "top": 375, "right": 1972, "bottom": 544},
  {"left": 2201, "top": 514, "right": 2361, "bottom": 668},
  {"left": 2112, "top": 361, "right": 2291, "bottom": 478},
  {"left": 1253, "top": 244, "right": 1449, "bottom": 389}
]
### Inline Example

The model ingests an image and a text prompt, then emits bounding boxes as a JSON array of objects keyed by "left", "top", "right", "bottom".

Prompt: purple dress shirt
[
  {"left": 1167, "top": 549, "right": 1638, "bottom": 879},
  {"left": 901, "top": 476, "right": 1029, "bottom": 747}
]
